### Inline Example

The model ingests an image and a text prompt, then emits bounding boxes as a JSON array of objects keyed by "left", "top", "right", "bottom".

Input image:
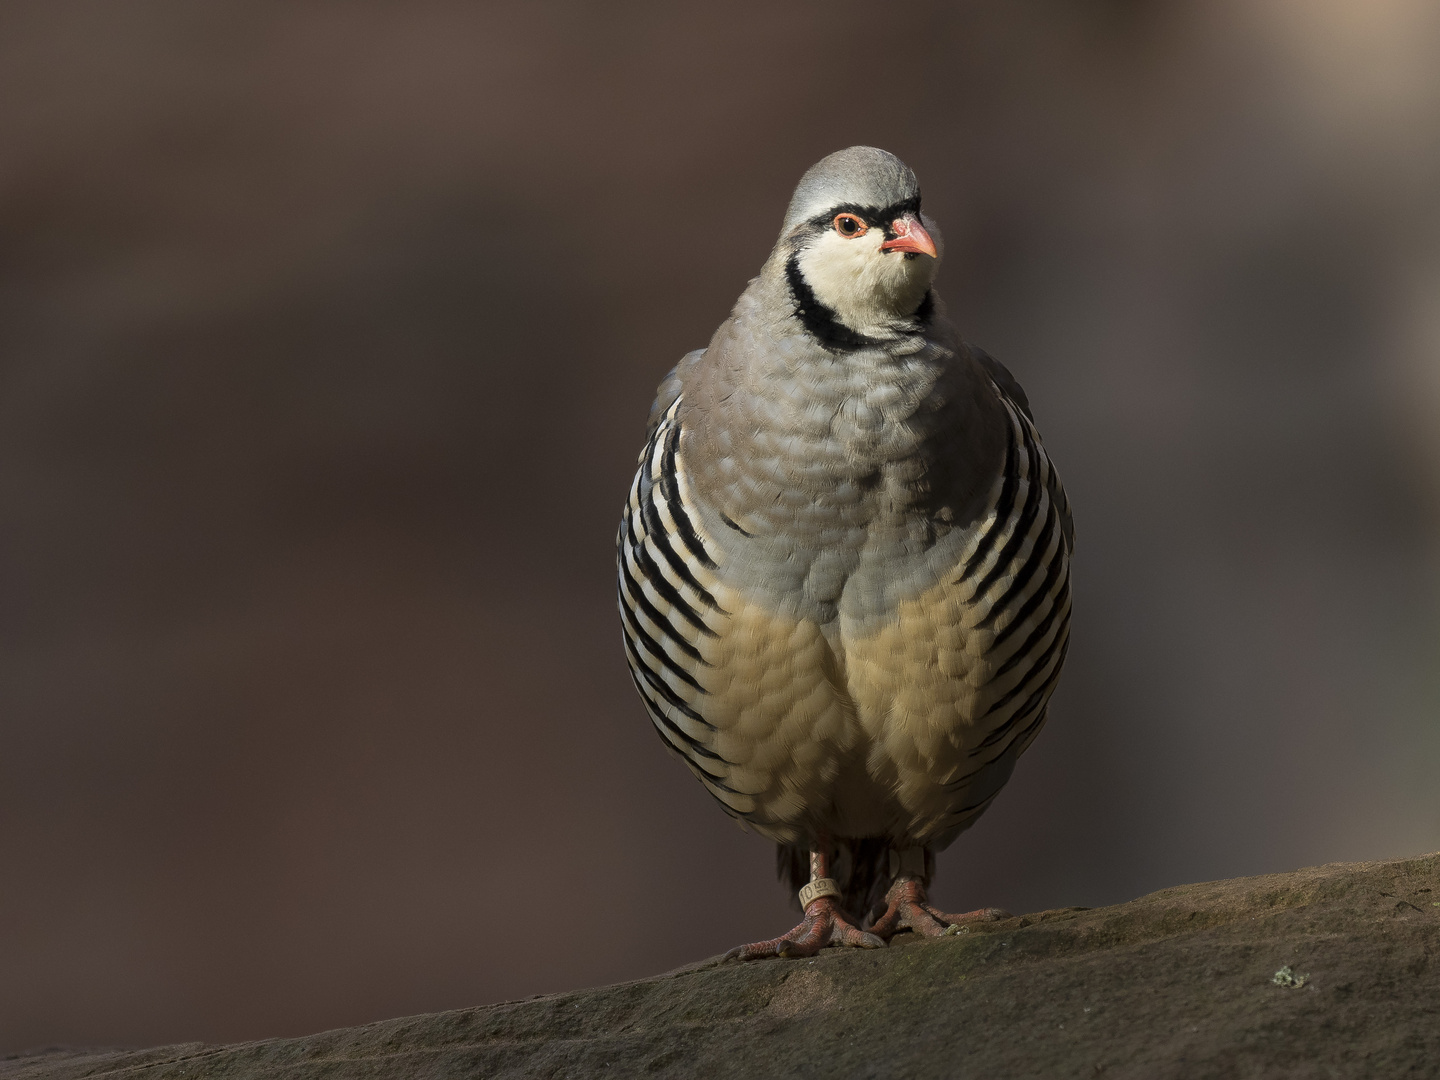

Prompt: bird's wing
[
  {"left": 620, "top": 389, "right": 752, "bottom": 822},
  {"left": 644, "top": 348, "right": 706, "bottom": 440},
  {"left": 972, "top": 344, "right": 1073, "bottom": 551},
  {"left": 619, "top": 380, "right": 856, "bottom": 845},
  {"left": 970, "top": 345, "right": 1031, "bottom": 419}
]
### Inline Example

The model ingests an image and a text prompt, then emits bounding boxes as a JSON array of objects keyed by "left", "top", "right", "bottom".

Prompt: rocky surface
[{"left": 5, "top": 852, "right": 1438, "bottom": 1079}]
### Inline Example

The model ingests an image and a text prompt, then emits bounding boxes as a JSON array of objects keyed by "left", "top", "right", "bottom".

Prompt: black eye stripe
[{"left": 808, "top": 195, "right": 921, "bottom": 233}]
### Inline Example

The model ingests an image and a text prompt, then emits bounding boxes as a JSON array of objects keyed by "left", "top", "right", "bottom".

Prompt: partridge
[{"left": 617, "top": 147, "right": 1072, "bottom": 959}]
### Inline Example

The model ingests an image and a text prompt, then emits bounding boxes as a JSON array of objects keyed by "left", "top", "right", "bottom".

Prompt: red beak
[{"left": 880, "top": 213, "right": 938, "bottom": 258}]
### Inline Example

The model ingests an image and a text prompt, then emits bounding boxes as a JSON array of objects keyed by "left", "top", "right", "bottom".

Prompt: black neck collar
[{"left": 784, "top": 254, "right": 932, "bottom": 352}]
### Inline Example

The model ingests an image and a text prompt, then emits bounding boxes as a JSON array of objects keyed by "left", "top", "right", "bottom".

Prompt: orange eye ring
[{"left": 832, "top": 213, "right": 868, "bottom": 238}]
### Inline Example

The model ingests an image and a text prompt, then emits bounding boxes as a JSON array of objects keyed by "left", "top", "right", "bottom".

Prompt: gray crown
[{"left": 780, "top": 146, "right": 920, "bottom": 234}]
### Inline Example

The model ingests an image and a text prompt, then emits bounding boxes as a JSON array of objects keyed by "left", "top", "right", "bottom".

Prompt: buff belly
[{"left": 702, "top": 574, "right": 1011, "bottom": 848}]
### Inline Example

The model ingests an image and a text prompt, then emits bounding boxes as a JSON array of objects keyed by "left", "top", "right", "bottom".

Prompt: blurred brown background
[{"left": 2, "top": 0, "right": 1438, "bottom": 1053}]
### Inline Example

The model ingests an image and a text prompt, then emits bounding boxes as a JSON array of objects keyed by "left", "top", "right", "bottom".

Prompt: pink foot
[
  {"left": 725, "top": 896, "right": 885, "bottom": 961},
  {"left": 868, "top": 876, "right": 1010, "bottom": 940}
]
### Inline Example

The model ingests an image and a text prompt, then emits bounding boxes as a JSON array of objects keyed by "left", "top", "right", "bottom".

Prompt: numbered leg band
[{"left": 798, "top": 877, "right": 842, "bottom": 908}]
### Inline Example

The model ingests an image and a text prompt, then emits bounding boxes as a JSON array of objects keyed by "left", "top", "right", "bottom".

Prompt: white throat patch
[{"left": 795, "top": 223, "right": 939, "bottom": 338}]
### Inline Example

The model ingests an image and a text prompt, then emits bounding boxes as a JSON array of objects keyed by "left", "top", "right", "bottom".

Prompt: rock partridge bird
[{"left": 617, "top": 147, "right": 1072, "bottom": 960}]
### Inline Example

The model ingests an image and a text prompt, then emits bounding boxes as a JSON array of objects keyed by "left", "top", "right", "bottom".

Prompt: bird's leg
[
  {"left": 867, "top": 847, "right": 1011, "bottom": 940},
  {"left": 724, "top": 848, "right": 885, "bottom": 961}
]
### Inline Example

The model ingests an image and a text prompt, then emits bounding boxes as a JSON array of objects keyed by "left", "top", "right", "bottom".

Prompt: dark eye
[{"left": 833, "top": 213, "right": 867, "bottom": 238}]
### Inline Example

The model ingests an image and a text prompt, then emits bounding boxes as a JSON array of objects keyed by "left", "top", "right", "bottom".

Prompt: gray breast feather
[{"left": 618, "top": 347, "right": 1072, "bottom": 847}]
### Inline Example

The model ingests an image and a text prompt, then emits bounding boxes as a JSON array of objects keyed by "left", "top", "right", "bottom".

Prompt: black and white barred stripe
[
  {"left": 617, "top": 398, "right": 747, "bottom": 813},
  {"left": 942, "top": 384, "right": 1073, "bottom": 822},
  {"left": 619, "top": 384, "right": 1071, "bottom": 831}
]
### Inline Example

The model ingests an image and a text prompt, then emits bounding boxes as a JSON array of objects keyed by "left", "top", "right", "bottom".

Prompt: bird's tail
[{"left": 777, "top": 840, "right": 933, "bottom": 926}]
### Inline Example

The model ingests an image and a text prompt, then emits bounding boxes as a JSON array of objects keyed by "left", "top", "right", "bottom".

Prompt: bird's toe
[
  {"left": 870, "top": 877, "right": 1010, "bottom": 940},
  {"left": 725, "top": 897, "right": 882, "bottom": 962}
]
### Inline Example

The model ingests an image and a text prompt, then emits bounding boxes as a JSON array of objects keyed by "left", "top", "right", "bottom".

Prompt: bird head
[{"left": 779, "top": 146, "right": 942, "bottom": 345}]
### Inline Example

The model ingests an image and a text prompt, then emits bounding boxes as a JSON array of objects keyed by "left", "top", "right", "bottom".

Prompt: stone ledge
[{"left": 5, "top": 852, "right": 1437, "bottom": 1079}]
